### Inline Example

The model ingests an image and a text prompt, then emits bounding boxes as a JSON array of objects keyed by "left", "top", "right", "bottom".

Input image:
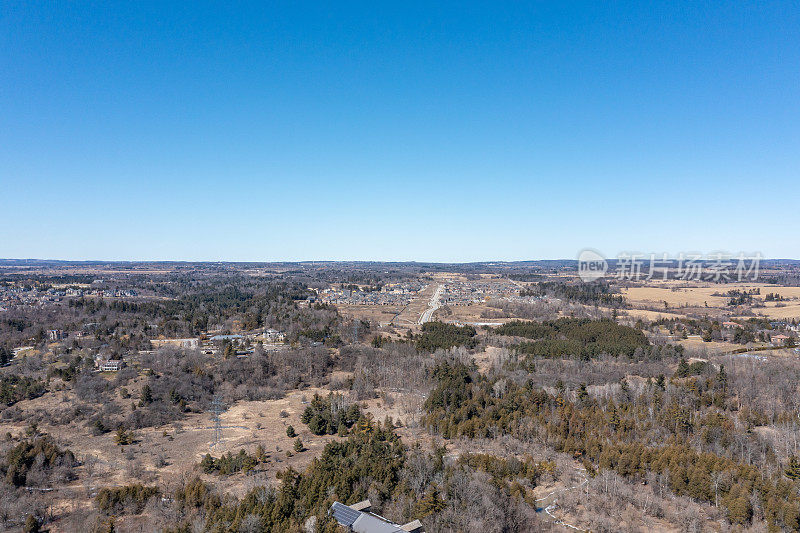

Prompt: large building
[{"left": 330, "top": 500, "right": 424, "bottom": 533}]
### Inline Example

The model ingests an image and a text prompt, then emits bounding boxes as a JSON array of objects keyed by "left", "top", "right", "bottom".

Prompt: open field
[
  {"left": 623, "top": 283, "right": 800, "bottom": 304},
  {"left": 622, "top": 283, "right": 800, "bottom": 320},
  {"left": 753, "top": 303, "right": 800, "bottom": 319},
  {"left": 616, "top": 308, "right": 690, "bottom": 321},
  {"left": 5, "top": 387, "right": 342, "bottom": 493}
]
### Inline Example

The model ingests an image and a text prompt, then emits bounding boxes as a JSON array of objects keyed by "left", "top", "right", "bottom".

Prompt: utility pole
[{"left": 210, "top": 396, "right": 223, "bottom": 448}]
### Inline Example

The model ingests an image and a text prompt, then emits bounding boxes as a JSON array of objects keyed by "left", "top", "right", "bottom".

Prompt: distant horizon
[{"left": 2, "top": 256, "right": 799, "bottom": 265}]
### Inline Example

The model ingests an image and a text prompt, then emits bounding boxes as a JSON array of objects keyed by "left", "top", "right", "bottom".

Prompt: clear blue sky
[{"left": 2, "top": 2, "right": 798, "bottom": 261}]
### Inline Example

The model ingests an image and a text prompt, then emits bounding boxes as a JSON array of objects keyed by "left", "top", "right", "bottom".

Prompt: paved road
[{"left": 419, "top": 284, "right": 444, "bottom": 325}]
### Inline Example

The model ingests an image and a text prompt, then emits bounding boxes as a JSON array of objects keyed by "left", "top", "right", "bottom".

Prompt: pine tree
[
  {"left": 140, "top": 385, "right": 153, "bottom": 405},
  {"left": 675, "top": 358, "right": 690, "bottom": 378},
  {"left": 716, "top": 364, "right": 728, "bottom": 393},
  {"left": 23, "top": 515, "right": 40, "bottom": 533},
  {"left": 417, "top": 487, "right": 446, "bottom": 517},
  {"left": 786, "top": 455, "right": 800, "bottom": 480}
]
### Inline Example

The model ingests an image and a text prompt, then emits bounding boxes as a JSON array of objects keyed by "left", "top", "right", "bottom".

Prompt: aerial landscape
[{"left": 2, "top": 2, "right": 800, "bottom": 533}]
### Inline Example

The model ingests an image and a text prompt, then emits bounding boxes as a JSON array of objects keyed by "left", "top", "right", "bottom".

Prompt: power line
[{"left": 210, "top": 396, "right": 223, "bottom": 448}]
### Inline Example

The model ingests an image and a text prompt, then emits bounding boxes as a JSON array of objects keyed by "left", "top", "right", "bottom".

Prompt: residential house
[
  {"left": 99, "top": 359, "right": 125, "bottom": 372},
  {"left": 330, "top": 500, "right": 424, "bottom": 533},
  {"left": 771, "top": 334, "right": 791, "bottom": 346}
]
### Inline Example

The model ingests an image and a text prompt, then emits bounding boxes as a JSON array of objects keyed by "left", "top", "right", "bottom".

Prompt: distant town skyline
[{"left": 2, "top": 2, "right": 799, "bottom": 261}]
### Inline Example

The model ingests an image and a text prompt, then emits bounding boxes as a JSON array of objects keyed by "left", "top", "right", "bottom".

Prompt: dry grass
[{"left": 621, "top": 282, "right": 800, "bottom": 320}]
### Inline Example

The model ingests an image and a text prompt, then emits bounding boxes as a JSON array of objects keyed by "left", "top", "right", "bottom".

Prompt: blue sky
[{"left": 1, "top": 2, "right": 798, "bottom": 261}]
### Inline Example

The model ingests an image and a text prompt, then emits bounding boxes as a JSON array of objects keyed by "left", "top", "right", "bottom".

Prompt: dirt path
[{"left": 535, "top": 468, "right": 588, "bottom": 531}]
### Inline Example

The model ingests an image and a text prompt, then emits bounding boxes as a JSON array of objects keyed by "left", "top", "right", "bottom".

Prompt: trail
[{"left": 535, "top": 469, "right": 588, "bottom": 532}]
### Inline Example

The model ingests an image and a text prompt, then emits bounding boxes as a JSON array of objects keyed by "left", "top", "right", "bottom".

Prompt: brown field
[
  {"left": 617, "top": 308, "right": 689, "bottom": 321},
  {"left": 622, "top": 283, "right": 800, "bottom": 320},
  {"left": 336, "top": 303, "right": 407, "bottom": 325},
  {"left": 4, "top": 387, "right": 341, "bottom": 494},
  {"left": 676, "top": 336, "right": 741, "bottom": 355},
  {"left": 754, "top": 303, "right": 800, "bottom": 319}
]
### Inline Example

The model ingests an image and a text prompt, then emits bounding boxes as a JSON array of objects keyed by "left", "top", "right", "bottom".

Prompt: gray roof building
[{"left": 330, "top": 500, "right": 424, "bottom": 533}]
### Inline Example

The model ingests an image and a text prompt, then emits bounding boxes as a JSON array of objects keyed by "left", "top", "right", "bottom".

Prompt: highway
[{"left": 418, "top": 284, "right": 444, "bottom": 324}]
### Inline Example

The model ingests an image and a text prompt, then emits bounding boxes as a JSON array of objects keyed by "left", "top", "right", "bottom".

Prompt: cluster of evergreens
[
  {"left": 95, "top": 484, "right": 160, "bottom": 515},
  {"left": 162, "top": 412, "right": 550, "bottom": 532},
  {"left": 414, "top": 321, "right": 478, "bottom": 352},
  {"left": 496, "top": 318, "right": 649, "bottom": 359},
  {"left": 1, "top": 434, "right": 76, "bottom": 487},
  {"left": 673, "top": 358, "right": 709, "bottom": 378},
  {"left": 0, "top": 374, "right": 46, "bottom": 405},
  {"left": 46, "top": 355, "right": 87, "bottom": 382},
  {"left": 301, "top": 392, "right": 361, "bottom": 435},
  {"left": 199, "top": 449, "right": 259, "bottom": 475}
]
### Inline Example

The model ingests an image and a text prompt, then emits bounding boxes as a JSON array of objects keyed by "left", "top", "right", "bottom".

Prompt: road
[{"left": 418, "top": 284, "right": 444, "bottom": 325}]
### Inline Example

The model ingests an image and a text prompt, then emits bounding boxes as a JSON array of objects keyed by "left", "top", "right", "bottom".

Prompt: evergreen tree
[
  {"left": 786, "top": 455, "right": 800, "bottom": 480},
  {"left": 140, "top": 385, "right": 153, "bottom": 405}
]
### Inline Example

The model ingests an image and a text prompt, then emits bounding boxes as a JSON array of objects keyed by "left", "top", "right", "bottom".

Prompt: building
[
  {"left": 151, "top": 338, "right": 199, "bottom": 349},
  {"left": 48, "top": 329, "right": 65, "bottom": 341},
  {"left": 261, "top": 328, "right": 285, "bottom": 342},
  {"left": 771, "top": 334, "right": 791, "bottom": 346},
  {"left": 209, "top": 334, "right": 243, "bottom": 342},
  {"left": 99, "top": 359, "right": 125, "bottom": 372},
  {"left": 330, "top": 500, "right": 424, "bottom": 533}
]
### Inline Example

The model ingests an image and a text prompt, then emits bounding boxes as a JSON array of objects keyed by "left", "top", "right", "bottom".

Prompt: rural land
[{"left": 2, "top": 259, "right": 800, "bottom": 532}]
